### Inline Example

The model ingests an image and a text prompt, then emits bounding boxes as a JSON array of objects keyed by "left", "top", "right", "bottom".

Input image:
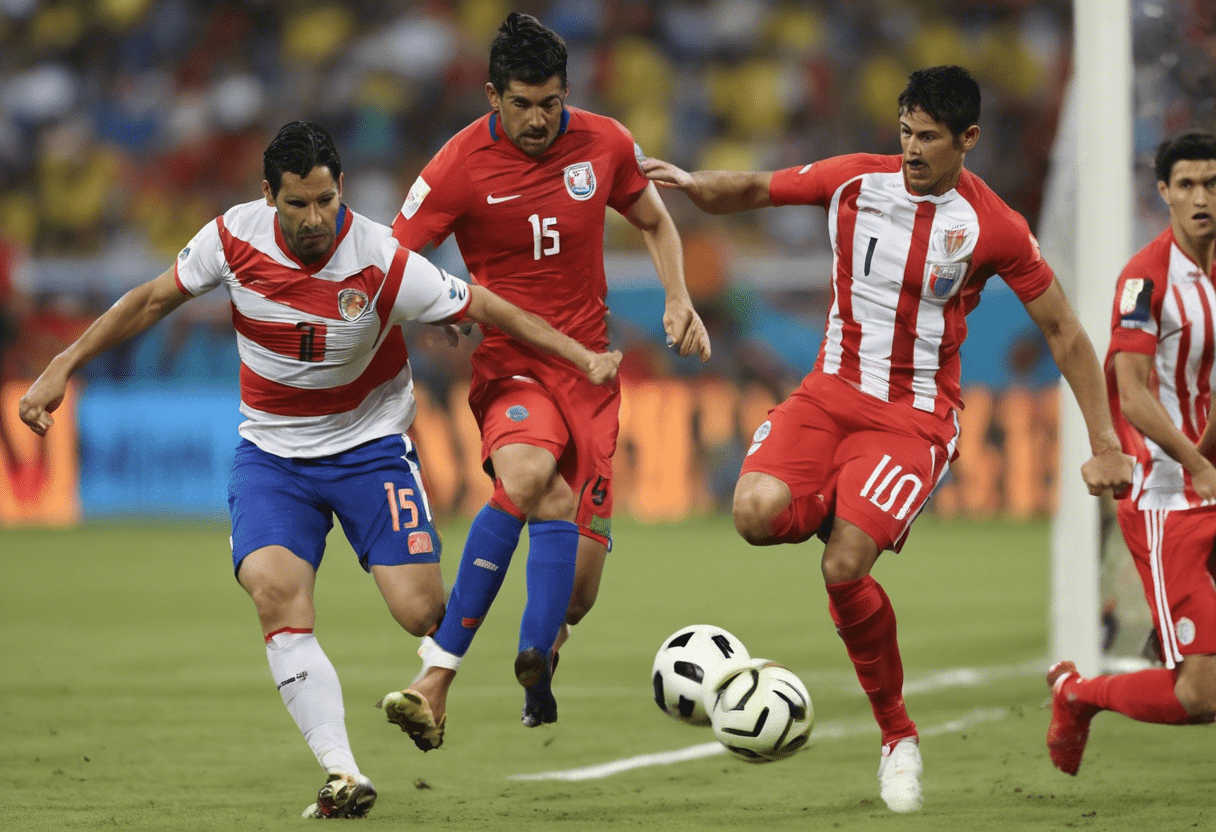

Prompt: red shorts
[
  {"left": 1117, "top": 501, "right": 1216, "bottom": 666},
  {"left": 740, "top": 372, "right": 957, "bottom": 551},
  {"left": 472, "top": 375, "right": 619, "bottom": 547}
]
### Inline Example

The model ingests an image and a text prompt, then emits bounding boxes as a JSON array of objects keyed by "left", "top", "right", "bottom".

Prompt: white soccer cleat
[{"left": 877, "top": 737, "right": 923, "bottom": 813}]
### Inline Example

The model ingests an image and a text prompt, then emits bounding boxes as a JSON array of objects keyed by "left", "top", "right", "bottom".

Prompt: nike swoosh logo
[{"left": 486, "top": 194, "right": 522, "bottom": 204}]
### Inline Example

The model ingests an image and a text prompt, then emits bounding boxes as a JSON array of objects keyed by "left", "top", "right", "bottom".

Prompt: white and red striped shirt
[
  {"left": 1107, "top": 227, "right": 1216, "bottom": 510},
  {"left": 174, "top": 199, "right": 471, "bottom": 458},
  {"left": 770, "top": 154, "right": 1054, "bottom": 419}
]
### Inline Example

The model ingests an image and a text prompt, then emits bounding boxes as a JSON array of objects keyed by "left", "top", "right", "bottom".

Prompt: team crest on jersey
[
  {"left": 926, "top": 262, "right": 967, "bottom": 299},
  {"left": 507, "top": 405, "right": 529, "bottom": 422},
  {"left": 942, "top": 227, "right": 967, "bottom": 257},
  {"left": 564, "top": 162, "right": 597, "bottom": 201},
  {"left": 338, "top": 288, "right": 370, "bottom": 321},
  {"left": 402, "top": 176, "right": 431, "bottom": 219},
  {"left": 1176, "top": 616, "right": 1196, "bottom": 646}
]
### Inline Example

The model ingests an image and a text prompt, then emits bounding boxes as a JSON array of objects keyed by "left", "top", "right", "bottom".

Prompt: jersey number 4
[{"left": 528, "top": 215, "right": 559, "bottom": 260}]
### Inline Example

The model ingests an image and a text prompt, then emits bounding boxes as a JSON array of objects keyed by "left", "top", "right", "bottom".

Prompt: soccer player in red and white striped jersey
[
  {"left": 17, "top": 121, "right": 620, "bottom": 819},
  {"left": 644, "top": 65, "right": 1133, "bottom": 812},
  {"left": 1047, "top": 132, "right": 1216, "bottom": 777}
]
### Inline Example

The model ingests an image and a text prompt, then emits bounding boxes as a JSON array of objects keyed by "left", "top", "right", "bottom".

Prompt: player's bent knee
[
  {"left": 565, "top": 588, "right": 596, "bottom": 625},
  {"left": 1175, "top": 670, "right": 1216, "bottom": 722},
  {"left": 732, "top": 491, "right": 780, "bottom": 545}
]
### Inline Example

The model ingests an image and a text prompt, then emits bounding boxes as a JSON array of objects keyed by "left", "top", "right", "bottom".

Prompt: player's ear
[
  {"left": 485, "top": 82, "right": 500, "bottom": 110},
  {"left": 337, "top": 172, "right": 344, "bottom": 198},
  {"left": 1157, "top": 179, "right": 1169, "bottom": 206},
  {"left": 261, "top": 179, "right": 275, "bottom": 207},
  {"left": 959, "top": 125, "right": 980, "bottom": 153}
]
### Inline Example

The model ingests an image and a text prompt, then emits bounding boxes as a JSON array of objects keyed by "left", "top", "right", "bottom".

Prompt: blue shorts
[{"left": 227, "top": 434, "right": 441, "bottom": 575}]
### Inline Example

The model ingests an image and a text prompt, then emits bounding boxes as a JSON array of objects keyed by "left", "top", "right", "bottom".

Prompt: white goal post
[{"left": 1048, "top": 0, "right": 1133, "bottom": 677}]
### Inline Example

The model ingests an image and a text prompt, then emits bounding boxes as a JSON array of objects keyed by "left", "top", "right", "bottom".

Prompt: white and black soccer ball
[
  {"left": 652, "top": 625, "right": 750, "bottom": 725},
  {"left": 708, "top": 661, "right": 814, "bottom": 763}
]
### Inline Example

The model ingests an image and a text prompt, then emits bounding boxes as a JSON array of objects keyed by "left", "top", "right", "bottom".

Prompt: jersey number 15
[{"left": 528, "top": 215, "right": 559, "bottom": 260}]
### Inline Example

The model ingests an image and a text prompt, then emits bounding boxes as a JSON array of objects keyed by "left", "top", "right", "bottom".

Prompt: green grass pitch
[{"left": 2, "top": 515, "right": 1212, "bottom": 831}]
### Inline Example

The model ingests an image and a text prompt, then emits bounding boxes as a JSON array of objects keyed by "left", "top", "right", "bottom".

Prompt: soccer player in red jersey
[
  {"left": 1047, "top": 132, "right": 1216, "bottom": 776},
  {"left": 381, "top": 12, "right": 710, "bottom": 742},
  {"left": 643, "top": 65, "right": 1133, "bottom": 811},
  {"left": 17, "top": 122, "right": 621, "bottom": 819}
]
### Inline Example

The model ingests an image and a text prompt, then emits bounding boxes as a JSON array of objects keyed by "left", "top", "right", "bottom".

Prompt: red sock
[
  {"left": 1073, "top": 668, "right": 1189, "bottom": 724},
  {"left": 826, "top": 576, "right": 917, "bottom": 747},
  {"left": 769, "top": 491, "right": 831, "bottom": 543}
]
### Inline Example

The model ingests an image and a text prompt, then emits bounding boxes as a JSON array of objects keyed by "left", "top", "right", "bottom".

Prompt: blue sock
[
  {"left": 433, "top": 504, "right": 524, "bottom": 657},
  {"left": 518, "top": 519, "right": 579, "bottom": 655}
]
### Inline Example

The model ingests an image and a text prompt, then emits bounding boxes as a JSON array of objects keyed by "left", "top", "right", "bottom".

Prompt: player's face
[
  {"left": 899, "top": 108, "right": 978, "bottom": 196},
  {"left": 263, "top": 166, "right": 342, "bottom": 264},
  {"left": 487, "top": 76, "right": 567, "bottom": 158},
  {"left": 1159, "top": 158, "right": 1216, "bottom": 244}
]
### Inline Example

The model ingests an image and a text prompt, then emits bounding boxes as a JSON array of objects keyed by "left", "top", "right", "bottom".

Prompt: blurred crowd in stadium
[{"left": 0, "top": 0, "right": 1209, "bottom": 394}]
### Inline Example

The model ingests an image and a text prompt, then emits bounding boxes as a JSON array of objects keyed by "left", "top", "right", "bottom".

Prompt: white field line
[
  {"left": 508, "top": 659, "right": 1042, "bottom": 783},
  {"left": 509, "top": 707, "right": 1010, "bottom": 782}
]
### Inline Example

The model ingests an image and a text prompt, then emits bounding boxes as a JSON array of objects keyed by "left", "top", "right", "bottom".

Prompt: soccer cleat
[
  {"left": 377, "top": 689, "right": 446, "bottom": 751},
  {"left": 301, "top": 772, "right": 376, "bottom": 819},
  {"left": 877, "top": 736, "right": 923, "bottom": 813},
  {"left": 1046, "top": 660, "right": 1097, "bottom": 776},
  {"left": 515, "top": 648, "right": 558, "bottom": 727}
]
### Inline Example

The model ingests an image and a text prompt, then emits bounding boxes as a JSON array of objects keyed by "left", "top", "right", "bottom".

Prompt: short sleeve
[
  {"left": 605, "top": 119, "right": 649, "bottom": 214},
  {"left": 173, "top": 220, "right": 227, "bottom": 296},
  {"left": 769, "top": 154, "right": 894, "bottom": 208},
  {"left": 983, "top": 211, "right": 1055, "bottom": 304},
  {"left": 391, "top": 248, "right": 473, "bottom": 324},
  {"left": 1108, "top": 267, "right": 1163, "bottom": 357},
  {"left": 392, "top": 143, "right": 471, "bottom": 252}
]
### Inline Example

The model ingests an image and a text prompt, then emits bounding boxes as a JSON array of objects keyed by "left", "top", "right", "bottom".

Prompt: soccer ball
[
  {"left": 652, "top": 625, "right": 750, "bottom": 725},
  {"left": 708, "top": 661, "right": 814, "bottom": 763}
]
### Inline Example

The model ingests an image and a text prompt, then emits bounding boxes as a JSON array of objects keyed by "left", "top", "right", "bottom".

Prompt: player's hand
[
  {"left": 18, "top": 370, "right": 69, "bottom": 437},
  {"left": 585, "top": 350, "right": 622, "bottom": 385},
  {"left": 639, "top": 157, "right": 694, "bottom": 190},
  {"left": 1190, "top": 463, "right": 1216, "bottom": 502},
  {"left": 1080, "top": 448, "right": 1134, "bottom": 497},
  {"left": 663, "top": 297, "right": 711, "bottom": 362}
]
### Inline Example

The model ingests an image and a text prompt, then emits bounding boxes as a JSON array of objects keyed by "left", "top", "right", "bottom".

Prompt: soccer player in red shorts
[
  {"left": 1046, "top": 132, "right": 1216, "bottom": 777},
  {"left": 378, "top": 12, "right": 710, "bottom": 744},
  {"left": 644, "top": 65, "right": 1133, "bottom": 812}
]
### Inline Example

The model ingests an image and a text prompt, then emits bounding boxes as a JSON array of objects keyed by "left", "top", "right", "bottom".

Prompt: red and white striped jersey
[
  {"left": 770, "top": 154, "right": 1054, "bottom": 419},
  {"left": 1107, "top": 227, "right": 1216, "bottom": 510},
  {"left": 174, "top": 199, "right": 471, "bottom": 458}
]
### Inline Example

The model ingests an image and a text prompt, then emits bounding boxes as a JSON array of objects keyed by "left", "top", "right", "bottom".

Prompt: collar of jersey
[
  {"left": 273, "top": 204, "right": 350, "bottom": 275},
  {"left": 488, "top": 108, "right": 570, "bottom": 146}
]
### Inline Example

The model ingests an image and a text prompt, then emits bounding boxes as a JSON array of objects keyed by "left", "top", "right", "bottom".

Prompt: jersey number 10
[{"left": 528, "top": 214, "right": 559, "bottom": 260}]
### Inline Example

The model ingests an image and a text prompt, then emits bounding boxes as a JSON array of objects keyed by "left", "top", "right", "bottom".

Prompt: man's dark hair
[
  {"left": 489, "top": 12, "right": 568, "bottom": 94},
  {"left": 1155, "top": 131, "right": 1216, "bottom": 184},
  {"left": 897, "top": 65, "right": 981, "bottom": 140},
  {"left": 263, "top": 121, "right": 342, "bottom": 197}
]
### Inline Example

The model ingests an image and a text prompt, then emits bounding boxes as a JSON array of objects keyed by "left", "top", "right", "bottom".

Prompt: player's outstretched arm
[
  {"left": 18, "top": 267, "right": 191, "bottom": 436},
  {"left": 639, "top": 158, "right": 773, "bottom": 215},
  {"left": 625, "top": 184, "right": 710, "bottom": 362},
  {"left": 1114, "top": 351, "right": 1216, "bottom": 500},
  {"left": 460, "top": 285, "right": 621, "bottom": 385},
  {"left": 1023, "top": 278, "right": 1133, "bottom": 495}
]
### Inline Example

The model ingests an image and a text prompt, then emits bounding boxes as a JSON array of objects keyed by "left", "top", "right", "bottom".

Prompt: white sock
[{"left": 265, "top": 630, "right": 360, "bottom": 775}]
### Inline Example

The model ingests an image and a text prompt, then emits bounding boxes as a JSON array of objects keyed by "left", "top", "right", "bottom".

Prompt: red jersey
[
  {"left": 1106, "top": 227, "right": 1216, "bottom": 510},
  {"left": 770, "top": 154, "right": 1054, "bottom": 419},
  {"left": 392, "top": 107, "right": 649, "bottom": 386}
]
